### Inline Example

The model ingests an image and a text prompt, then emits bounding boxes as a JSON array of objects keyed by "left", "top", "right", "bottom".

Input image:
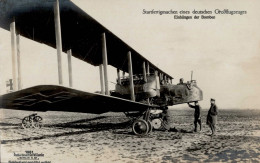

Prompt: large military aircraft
[{"left": 0, "top": 0, "right": 203, "bottom": 135}]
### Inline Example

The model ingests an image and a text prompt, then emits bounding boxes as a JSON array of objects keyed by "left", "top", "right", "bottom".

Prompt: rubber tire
[{"left": 132, "top": 119, "right": 149, "bottom": 136}]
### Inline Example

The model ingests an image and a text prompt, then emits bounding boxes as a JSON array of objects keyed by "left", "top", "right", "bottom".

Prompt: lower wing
[{"left": 0, "top": 85, "right": 155, "bottom": 114}]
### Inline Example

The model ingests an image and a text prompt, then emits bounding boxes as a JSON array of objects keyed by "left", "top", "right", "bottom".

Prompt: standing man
[
  {"left": 188, "top": 101, "right": 202, "bottom": 132},
  {"left": 207, "top": 98, "right": 218, "bottom": 135}
]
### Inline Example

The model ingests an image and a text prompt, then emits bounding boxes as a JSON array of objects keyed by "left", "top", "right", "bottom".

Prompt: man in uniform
[
  {"left": 188, "top": 101, "right": 202, "bottom": 132},
  {"left": 178, "top": 78, "right": 184, "bottom": 85},
  {"left": 161, "top": 108, "right": 171, "bottom": 131},
  {"left": 161, "top": 107, "right": 178, "bottom": 132},
  {"left": 207, "top": 98, "right": 218, "bottom": 136}
]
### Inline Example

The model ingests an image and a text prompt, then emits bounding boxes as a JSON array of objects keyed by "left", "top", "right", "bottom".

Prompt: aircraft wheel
[
  {"left": 151, "top": 118, "right": 163, "bottom": 130},
  {"left": 132, "top": 119, "right": 149, "bottom": 135},
  {"left": 21, "top": 116, "right": 31, "bottom": 129},
  {"left": 147, "top": 120, "right": 153, "bottom": 133}
]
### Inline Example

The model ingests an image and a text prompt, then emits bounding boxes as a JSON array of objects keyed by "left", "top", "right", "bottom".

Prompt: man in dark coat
[
  {"left": 177, "top": 78, "right": 184, "bottom": 85},
  {"left": 188, "top": 101, "right": 202, "bottom": 132},
  {"left": 161, "top": 107, "right": 178, "bottom": 132},
  {"left": 161, "top": 108, "right": 171, "bottom": 131},
  {"left": 207, "top": 98, "right": 218, "bottom": 135}
]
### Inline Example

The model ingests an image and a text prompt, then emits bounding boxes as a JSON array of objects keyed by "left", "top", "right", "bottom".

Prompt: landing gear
[
  {"left": 147, "top": 120, "right": 153, "bottom": 133},
  {"left": 132, "top": 119, "right": 149, "bottom": 135},
  {"left": 151, "top": 118, "right": 163, "bottom": 130},
  {"left": 21, "top": 113, "right": 43, "bottom": 129},
  {"left": 131, "top": 108, "right": 153, "bottom": 135},
  {"left": 130, "top": 107, "right": 171, "bottom": 135}
]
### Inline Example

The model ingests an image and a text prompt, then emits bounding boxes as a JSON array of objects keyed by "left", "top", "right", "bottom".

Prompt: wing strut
[
  {"left": 54, "top": 0, "right": 63, "bottom": 85},
  {"left": 127, "top": 51, "right": 135, "bottom": 101},
  {"left": 102, "top": 33, "right": 109, "bottom": 95},
  {"left": 147, "top": 62, "right": 150, "bottom": 76},
  {"left": 117, "top": 68, "right": 121, "bottom": 84},
  {"left": 10, "top": 20, "right": 18, "bottom": 91},
  {"left": 16, "top": 34, "right": 22, "bottom": 90},
  {"left": 143, "top": 62, "right": 147, "bottom": 82},
  {"left": 99, "top": 64, "right": 105, "bottom": 94},
  {"left": 67, "top": 49, "right": 73, "bottom": 87}
]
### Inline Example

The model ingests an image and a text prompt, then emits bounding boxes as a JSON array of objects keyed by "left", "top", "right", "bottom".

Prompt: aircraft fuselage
[{"left": 111, "top": 74, "right": 203, "bottom": 107}]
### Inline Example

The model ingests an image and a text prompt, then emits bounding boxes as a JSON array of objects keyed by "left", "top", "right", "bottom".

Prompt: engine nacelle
[
  {"left": 156, "top": 80, "right": 203, "bottom": 106},
  {"left": 111, "top": 74, "right": 203, "bottom": 106},
  {"left": 112, "top": 74, "right": 160, "bottom": 101}
]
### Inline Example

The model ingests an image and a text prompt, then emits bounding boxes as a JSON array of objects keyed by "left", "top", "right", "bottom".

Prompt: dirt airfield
[{"left": 1, "top": 108, "right": 260, "bottom": 163}]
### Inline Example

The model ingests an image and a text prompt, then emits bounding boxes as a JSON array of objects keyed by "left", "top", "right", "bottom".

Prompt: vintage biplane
[{"left": 0, "top": 0, "right": 203, "bottom": 135}]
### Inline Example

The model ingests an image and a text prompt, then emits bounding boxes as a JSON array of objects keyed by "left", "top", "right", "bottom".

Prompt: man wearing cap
[
  {"left": 207, "top": 98, "right": 218, "bottom": 135},
  {"left": 188, "top": 101, "right": 202, "bottom": 132},
  {"left": 177, "top": 78, "right": 184, "bottom": 85}
]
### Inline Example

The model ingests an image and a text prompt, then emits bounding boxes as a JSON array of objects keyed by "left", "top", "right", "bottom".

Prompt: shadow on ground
[{"left": 1, "top": 116, "right": 133, "bottom": 144}]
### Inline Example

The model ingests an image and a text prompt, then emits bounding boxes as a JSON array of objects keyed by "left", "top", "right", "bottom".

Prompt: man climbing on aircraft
[
  {"left": 177, "top": 78, "right": 184, "bottom": 85},
  {"left": 188, "top": 101, "right": 202, "bottom": 132}
]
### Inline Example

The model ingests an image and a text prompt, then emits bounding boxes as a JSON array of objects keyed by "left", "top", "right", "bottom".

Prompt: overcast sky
[{"left": 0, "top": 0, "right": 259, "bottom": 109}]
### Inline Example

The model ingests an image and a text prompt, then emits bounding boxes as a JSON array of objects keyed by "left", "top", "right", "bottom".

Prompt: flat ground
[{"left": 0, "top": 109, "right": 260, "bottom": 163}]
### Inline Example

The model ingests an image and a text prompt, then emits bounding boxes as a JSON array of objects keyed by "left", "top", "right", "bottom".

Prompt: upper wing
[
  {"left": 0, "top": 0, "right": 173, "bottom": 79},
  {"left": 0, "top": 85, "right": 156, "bottom": 114}
]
